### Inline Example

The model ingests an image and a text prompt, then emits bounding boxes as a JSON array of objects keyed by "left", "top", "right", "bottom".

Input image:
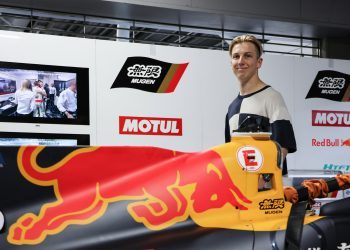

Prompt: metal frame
[{"left": 0, "top": 5, "right": 320, "bottom": 57}]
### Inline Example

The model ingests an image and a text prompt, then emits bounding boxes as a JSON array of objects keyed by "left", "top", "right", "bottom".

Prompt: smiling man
[{"left": 225, "top": 34, "right": 296, "bottom": 175}]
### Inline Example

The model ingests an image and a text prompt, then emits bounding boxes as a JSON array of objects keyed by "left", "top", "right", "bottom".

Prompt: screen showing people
[{"left": 0, "top": 68, "right": 77, "bottom": 119}]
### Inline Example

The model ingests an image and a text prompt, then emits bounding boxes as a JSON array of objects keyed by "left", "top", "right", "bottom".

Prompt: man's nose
[{"left": 237, "top": 56, "right": 245, "bottom": 64}]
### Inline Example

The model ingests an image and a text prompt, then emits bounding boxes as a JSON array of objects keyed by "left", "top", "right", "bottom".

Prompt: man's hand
[
  {"left": 65, "top": 112, "right": 74, "bottom": 119},
  {"left": 282, "top": 148, "right": 288, "bottom": 159}
]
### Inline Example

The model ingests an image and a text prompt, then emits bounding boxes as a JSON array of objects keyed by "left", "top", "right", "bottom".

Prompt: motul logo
[
  {"left": 312, "top": 110, "right": 350, "bottom": 127},
  {"left": 119, "top": 116, "right": 183, "bottom": 136}
]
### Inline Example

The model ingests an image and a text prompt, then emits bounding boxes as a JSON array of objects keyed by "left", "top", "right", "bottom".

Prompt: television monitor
[
  {"left": 0, "top": 61, "right": 89, "bottom": 125},
  {"left": 0, "top": 132, "right": 90, "bottom": 146}
]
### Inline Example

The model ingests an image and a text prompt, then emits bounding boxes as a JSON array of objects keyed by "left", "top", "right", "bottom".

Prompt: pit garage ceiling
[{"left": 0, "top": 0, "right": 349, "bottom": 38}]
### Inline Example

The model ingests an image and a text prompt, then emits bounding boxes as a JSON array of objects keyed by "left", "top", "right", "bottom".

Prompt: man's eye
[
  {"left": 232, "top": 55, "right": 239, "bottom": 59},
  {"left": 245, "top": 54, "right": 252, "bottom": 58}
]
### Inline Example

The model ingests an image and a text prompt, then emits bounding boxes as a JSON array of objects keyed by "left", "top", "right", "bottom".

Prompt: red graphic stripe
[{"left": 164, "top": 63, "right": 188, "bottom": 93}]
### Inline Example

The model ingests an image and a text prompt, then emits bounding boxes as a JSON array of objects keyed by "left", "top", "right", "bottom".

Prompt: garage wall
[
  {"left": 0, "top": 30, "right": 349, "bottom": 172},
  {"left": 0, "top": 31, "right": 97, "bottom": 143}
]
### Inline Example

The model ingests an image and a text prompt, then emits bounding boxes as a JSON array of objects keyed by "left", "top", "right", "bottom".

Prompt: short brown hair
[{"left": 229, "top": 34, "right": 263, "bottom": 58}]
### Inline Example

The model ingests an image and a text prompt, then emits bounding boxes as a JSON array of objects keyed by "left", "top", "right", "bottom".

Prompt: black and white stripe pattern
[{"left": 225, "top": 85, "right": 296, "bottom": 175}]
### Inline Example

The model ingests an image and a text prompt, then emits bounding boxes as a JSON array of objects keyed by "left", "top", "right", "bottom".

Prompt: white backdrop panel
[
  {"left": 293, "top": 57, "right": 350, "bottom": 172},
  {"left": 0, "top": 31, "right": 97, "bottom": 142},
  {"left": 0, "top": 30, "right": 349, "bottom": 173},
  {"left": 95, "top": 41, "right": 202, "bottom": 151}
]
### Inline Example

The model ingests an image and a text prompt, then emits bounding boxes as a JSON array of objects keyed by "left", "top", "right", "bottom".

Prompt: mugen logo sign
[
  {"left": 119, "top": 116, "right": 183, "bottom": 136},
  {"left": 111, "top": 57, "right": 188, "bottom": 93},
  {"left": 306, "top": 70, "right": 350, "bottom": 102},
  {"left": 259, "top": 198, "right": 285, "bottom": 214}
]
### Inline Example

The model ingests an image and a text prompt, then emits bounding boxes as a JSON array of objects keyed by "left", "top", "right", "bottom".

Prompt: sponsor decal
[
  {"left": 8, "top": 146, "right": 251, "bottom": 245},
  {"left": 111, "top": 56, "right": 188, "bottom": 93},
  {"left": 311, "top": 138, "right": 350, "bottom": 147},
  {"left": 237, "top": 146, "right": 263, "bottom": 172},
  {"left": 311, "top": 201, "right": 322, "bottom": 215},
  {"left": 323, "top": 163, "right": 350, "bottom": 173},
  {"left": 264, "top": 210, "right": 282, "bottom": 215},
  {"left": 344, "top": 189, "right": 350, "bottom": 198},
  {"left": 119, "top": 116, "right": 183, "bottom": 136},
  {"left": 259, "top": 198, "right": 285, "bottom": 211},
  {"left": 338, "top": 243, "right": 350, "bottom": 250},
  {"left": 312, "top": 110, "right": 350, "bottom": 127},
  {"left": 306, "top": 70, "right": 350, "bottom": 102},
  {"left": 343, "top": 138, "right": 350, "bottom": 146}
]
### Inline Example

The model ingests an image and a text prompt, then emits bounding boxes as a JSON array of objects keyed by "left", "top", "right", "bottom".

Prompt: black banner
[
  {"left": 110, "top": 56, "right": 188, "bottom": 93},
  {"left": 306, "top": 70, "right": 350, "bottom": 102}
]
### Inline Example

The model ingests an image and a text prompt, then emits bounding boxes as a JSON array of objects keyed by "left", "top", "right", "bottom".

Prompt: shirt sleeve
[
  {"left": 57, "top": 92, "right": 67, "bottom": 112},
  {"left": 30, "top": 92, "right": 35, "bottom": 112},
  {"left": 225, "top": 113, "right": 231, "bottom": 143},
  {"left": 13, "top": 91, "right": 18, "bottom": 104},
  {"left": 267, "top": 91, "right": 297, "bottom": 153}
]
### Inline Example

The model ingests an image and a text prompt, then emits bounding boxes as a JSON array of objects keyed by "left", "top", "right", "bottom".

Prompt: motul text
[
  {"left": 312, "top": 110, "right": 350, "bottom": 127},
  {"left": 119, "top": 116, "right": 183, "bottom": 136}
]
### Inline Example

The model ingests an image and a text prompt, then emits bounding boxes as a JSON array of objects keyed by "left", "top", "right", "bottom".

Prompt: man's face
[
  {"left": 70, "top": 82, "right": 77, "bottom": 92},
  {"left": 230, "top": 42, "right": 262, "bottom": 84}
]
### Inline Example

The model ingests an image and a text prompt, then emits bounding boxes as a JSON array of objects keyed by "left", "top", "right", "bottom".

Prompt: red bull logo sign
[
  {"left": 343, "top": 138, "right": 350, "bottom": 147},
  {"left": 312, "top": 138, "right": 350, "bottom": 147},
  {"left": 7, "top": 146, "right": 251, "bottom": 245}
]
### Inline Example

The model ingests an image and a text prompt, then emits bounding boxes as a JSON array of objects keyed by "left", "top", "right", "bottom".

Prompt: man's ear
[{"left": 257, "top": 57, "right": 263, "bottom": 69}]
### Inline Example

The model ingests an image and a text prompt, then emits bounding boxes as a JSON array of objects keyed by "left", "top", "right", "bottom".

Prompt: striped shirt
[{"left": 225, "top": 85, "right": 296, "bottom": 174}]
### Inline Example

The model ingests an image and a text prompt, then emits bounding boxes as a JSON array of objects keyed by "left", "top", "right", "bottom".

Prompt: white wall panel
[
  {"left": 95, "top": 41, "right": 202, "bottom": 151},
  {"left": 0, "top": 31, "right": 97, "bottom": 144},
  {"left": 0, "top": 30, "right": 349, "bottom": 173}
]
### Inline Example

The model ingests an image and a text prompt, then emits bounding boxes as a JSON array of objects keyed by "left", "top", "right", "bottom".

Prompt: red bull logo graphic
[
  {"left": 8, "top": 146, "right": 251, "bottom": 245},
  {"left": 311, "top": 138, "right": 350, "bottom": 147},
  {"left": 342, "top": 138, "right": 350, "bottom": 147},
  {"left": 236, "top": 146, "right": 263, "bottom": 172}
]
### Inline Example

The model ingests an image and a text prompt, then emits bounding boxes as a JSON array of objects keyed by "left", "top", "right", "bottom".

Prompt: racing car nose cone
[{"left": 0, "top": 211, "right": 4, "bottom": 230}]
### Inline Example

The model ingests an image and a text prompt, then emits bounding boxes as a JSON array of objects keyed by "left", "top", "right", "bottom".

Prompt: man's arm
[
  {"left": 12, "top": 92, "right": 18, "bottom": 104},
  {"left": 30, "top": 93, "right": 35, "bottom": 112},
  {"left": 225, "top": 114, "right": 231, "bottom": 143},
  {"left": 40, "top": 88, "right": 47, "bottom": 97},
  {"left": 282, "top": 147, "right": 288, "bottom": 159},
  {"left": 57, "top": 92, "right": 74, "bottom": 119}
]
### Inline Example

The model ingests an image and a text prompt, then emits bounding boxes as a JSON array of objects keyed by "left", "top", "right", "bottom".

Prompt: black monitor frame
[{"left": 0, "top": 61, "right": 90, "bottom": 125}]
